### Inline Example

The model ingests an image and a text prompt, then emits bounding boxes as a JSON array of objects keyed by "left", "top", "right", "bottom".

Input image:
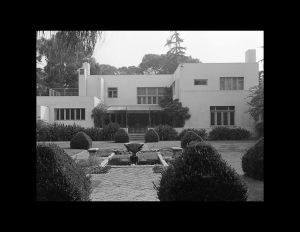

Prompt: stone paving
[{"left": 90, "top": 166, "right": 161, "bottom": 201}]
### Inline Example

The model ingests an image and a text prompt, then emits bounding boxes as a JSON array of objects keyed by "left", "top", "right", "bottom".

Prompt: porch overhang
[{"left": 106, "top": 105, "right": 163, "bottom": 113}]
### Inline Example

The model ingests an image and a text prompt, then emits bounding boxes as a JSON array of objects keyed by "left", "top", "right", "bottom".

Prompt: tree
[
  {"left": 159, "top": 86, "right": 191, "bottom": 127},
  {"left": 138, "top": 54, "right": 166, "bottom": 74},
  {"left": 91, "top": 103, "right": 109, "bottom": 128},
  {"left": 117, "top": 66, "right": 143, "bottom": 75},
  {"left": 163, "top": 31, "right": 187, "bottom": 74},
  {"left": 245, "top": 82, "right": 264, "bottom": 123}
]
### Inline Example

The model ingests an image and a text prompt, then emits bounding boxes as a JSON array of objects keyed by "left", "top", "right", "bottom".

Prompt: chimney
[
  {"left": 245, "top": 49, "right": 256, "bottom": 63},
  {"left": 82, "top": 62, "right": 90, "bottom": 75}
]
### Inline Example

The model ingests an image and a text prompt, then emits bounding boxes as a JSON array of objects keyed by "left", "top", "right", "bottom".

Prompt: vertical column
[
  {"left": 121, "top": 113, "right": 123, "bottom": 127},
  {"left": 149, "top": 110, "right": 151, "bottom": 127}
]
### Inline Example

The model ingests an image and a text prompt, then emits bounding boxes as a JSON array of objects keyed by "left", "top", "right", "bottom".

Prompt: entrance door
[{"left": 128, "top": 113, "right": 148, "bottom": 133}]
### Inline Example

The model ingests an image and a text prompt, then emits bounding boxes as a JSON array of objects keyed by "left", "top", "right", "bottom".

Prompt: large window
[
  {"left": 54, "top": 108, "right": 85, "bottom": 121},
  {"left": 108, "top": 88, "right": 118, "bottom": 98},
  {"left": 137, "top": 87, "right": 165, "bottom": 104},
  {"left": 210, "top": 106, "right": 235, "bottom": 126},
  {"left": 220, "top": 77, "right": 244, "bottom": 90}
]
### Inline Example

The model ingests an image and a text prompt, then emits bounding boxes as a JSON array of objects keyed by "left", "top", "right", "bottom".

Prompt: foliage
[
  {"left": 36, "top": 122, "right": 103, "bottom": 141},
  {"left": 208, "top": 127, "right": 252, "bottom": 140},
  {"left": 114, "top": 128, "right": 130, "bottom": 143},
  {"left": 158, "top": 86, "right": 173, "bottom": 108},
  {"left": 177, "top": 128, "right": 207, "bottom": 141},
  {"left": 145, "top": 129, "right": 160, "bottom": 143},
  {"left": 36, "top": 143, "right": 92, "bottom": 201},
  {"left": 117, "top": 66, "right": 143, "bottom": 75},
  {"left": 83, "top": 127, "right": 103, "bottom": 141},
  {"left": 153, "top": 164, "right": 166, "bottom": 173},
  {"left": 181, "top": 131, "right": 203, "bottom": 149},
  {"left": 254, "top": 121, "right": 264, "bottom": 138},
  {"left": 102, "top": 122, "right": 120, "bottom": 141},
  {"left": 139, "top": 54, "right": 166, "bottom": 74},
  {"left": 153, "top": 141, "right": 248, "bottom": 201},
  {"left": 242, "top": 137, "right": 264, "bottom": 181},
  {"left": 91, "top": 102, "right": 108, "bottom": 128},
  {"left": 245, "top": 82, "right": 264, "bottom": 123},
  {"left": 70, "top": 132, "right": 92, "bottom": 150},
  {"left": 154, "top": 124, "right": 178, "bottom": 141}
]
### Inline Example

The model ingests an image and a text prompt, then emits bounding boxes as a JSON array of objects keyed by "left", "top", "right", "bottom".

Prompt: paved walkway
[{"left": 90, "top": 166, "right": 161, "bottom": 201}]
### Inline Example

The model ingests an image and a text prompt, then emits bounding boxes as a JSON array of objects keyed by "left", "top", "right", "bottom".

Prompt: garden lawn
[{"left": 38, "top": 140, "right": 263, "bottom": 201}]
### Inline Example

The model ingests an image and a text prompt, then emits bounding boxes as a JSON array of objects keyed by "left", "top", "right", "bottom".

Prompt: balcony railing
[{"left": 49, "top": 88, "right": 79, "bottom": 96}]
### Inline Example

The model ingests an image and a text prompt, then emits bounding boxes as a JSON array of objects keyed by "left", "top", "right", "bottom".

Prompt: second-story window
[
  {"left": 220, "top": 77, "right": 244, "bottom": 90},
  {"left": 137, "top": 87, "right": 165, "bottom": 104},
  {"left": 108, "top": 88, "right": 118, "bottom": 98},
  {"left": 194, "top": 79, "right": 207, "bottom": 85}
]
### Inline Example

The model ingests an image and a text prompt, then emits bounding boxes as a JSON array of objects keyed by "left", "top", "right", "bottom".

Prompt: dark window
[
  {"left": 217, "top": 112, "right": 222, "bottom": 125},
  {"left": 232, "top": 78, "right": 237, "bottom": 90},
  {"left": 143, "top": 97, "right": 146, "bottom": 104},
  {"left": 223, "top": 112, "right": 228, "bottom": 125},
  {"left": 229, "top": 106, "right": 235, "bottom": 110},
  {"left": 55, "top": 109, "right": 59, "bottom": 120},
  {"left": 238, "top": 77, "right": 244, "bottom": 90},
  {"left": 71, "top": 109, "right": 75, "bottom": 120},
  {"left": 211, "top": 112, "right": 215, "bottom": 125},
  {"left": 108, "top": 88, "right": 118, "bottom": 98},
  {"left": 81, "top": 109, "right": 85, "bottom": 120},
  {"left": 230, "top": 112, "right": 235, "bottom": 125},
  {"left": 76, "top": 109, "right": 80, "bottom": 120},
  {"left": 148, "top": 97, "right": 152, "bottom": 104},
  {"left": 194, "top": 79, "right": 207, "bottom": 85},
  {"left": 216, "top": 106, "right": 228, "bottom": 110},
  {"left": 153, "top": 97, "right": 157, "bottom": 104},
  {"left": 220, "top": 77, "right": 225, "bottom": 90},
  {"left": 137, "top": 97, "right": 141, "bottom": 104},
  {"left": 60, "top": 109, "right": 64, "bottom": 120},
  {"left": 210, "top": 106, "right": 215, "bottom": 110},
  {"left": 66, "top": 109, "right": 70, "bottom": 120}
]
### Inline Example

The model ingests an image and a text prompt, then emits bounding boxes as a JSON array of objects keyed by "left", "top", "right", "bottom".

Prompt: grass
[{"left": 40, "top": 140, "right": 263, "bottom": 201}]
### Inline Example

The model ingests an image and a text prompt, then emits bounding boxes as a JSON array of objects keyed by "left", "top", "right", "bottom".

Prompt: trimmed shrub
[
  {"left": 154, "top": 125, "right": 178, "bottom": 141},
  {"left": 83, "top": 127, "right": 104, "bottom": 141},
  {"left": 177, "top": 128, "right": 207, "bottom": 141},
  {"left": 36, "top": 143, "right": 92, "bottom": 201},
  {"left": 114, "top": 128, "right": 130, "bottom": 143},
  {"left": 209, "top": 126, "right": 252, "bottom": 140},
  {"left": 153, "top": 141, "right": 248, "bottom": 201},
  {"left": 145, "top": 128, "right": 159, "bottom": 143},
  {"left": 254, "top": 121, "right": 264, "bottom": 138},
  {"left": 102, "top": 122, "right": 120, "bottom": 141},
  {"left": 181, "top": 131, "right": 203, "bottom": 149},
  {"left": 70, "top": 132, "right": 92, "bottom": 150},
  {"left": 241, "top": 137, "right": 264, "bottom": 181}
]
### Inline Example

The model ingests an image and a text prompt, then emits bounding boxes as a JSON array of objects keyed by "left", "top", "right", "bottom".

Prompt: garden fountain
[{"left": 124, "top": 143, "right": 144, "bottom": 164}]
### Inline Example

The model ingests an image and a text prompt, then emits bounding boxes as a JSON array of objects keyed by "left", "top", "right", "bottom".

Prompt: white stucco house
[{"left": 36, "top": 49, "right": 259, "bottom": 134}]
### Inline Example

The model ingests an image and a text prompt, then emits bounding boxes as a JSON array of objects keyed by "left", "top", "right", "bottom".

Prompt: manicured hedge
[
  {"left": 153, "top": 141, "right": 248, "bottom": 201},
  {"left": 36, "top": 122, "right": 103, "bottom": 141},
  {"left": 145, "top": 128, "right": 160, "bottom": 143},
  {"left": 241, "top": 137, "right": 264, "bottom": 181},
  {"left": 177, "top": 128, "right": 207, "bottom": 141},
  {"left": 114, "top": 128, "right": 130, "bottom": 143},
  {"left": 70, "top": 132, "right": 92, "bottom": 150},
  {"left": 154, "top": 125, "right": 178, "bottom": 141},
  {"left": 181, "top": 131, "right": 203, "bottom": 149},
  {"left": 36, "top": 143, "right": 92, "bottom": 201},
  {"left": 208, "top": 126, "right": 252, "bottom": 140}
]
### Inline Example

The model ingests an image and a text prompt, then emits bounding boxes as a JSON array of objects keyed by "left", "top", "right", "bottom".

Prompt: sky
[{"left": 38, "top": 31, "right": 264, "bottom": 71}]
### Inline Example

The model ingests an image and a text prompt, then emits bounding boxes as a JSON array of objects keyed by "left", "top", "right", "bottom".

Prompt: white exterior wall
[
  {"left": 36, "top": 105, "right": 49, "bottom": 123},
  {"left": 86, "top": 74, "right": 173, "bottom": 105},
  {"left": 36, "top": 96, "right": 100, "bottom": 127},
  {"left": 175, "top": 62, "right": 258, "bottom": 131}
]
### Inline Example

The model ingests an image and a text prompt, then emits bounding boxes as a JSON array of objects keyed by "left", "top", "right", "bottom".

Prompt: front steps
[{"left": 129, "top": 133, "right": 145, "bottom": 141}]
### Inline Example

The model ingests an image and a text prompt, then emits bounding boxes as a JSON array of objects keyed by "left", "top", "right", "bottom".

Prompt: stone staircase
[{"left": 129, "top": 133, "right": 145, "bottom": 141}]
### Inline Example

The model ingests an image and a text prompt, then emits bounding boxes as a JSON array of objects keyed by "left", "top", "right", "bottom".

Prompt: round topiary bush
[
  {"left": 241, "top": 137, "right": 264, "bottom": 181},
  {"left": 153, "top": 141, "right": 248, "bottom": 201},
  {"left": 114, "top": 128, "right": 130, "bottom": 143},
  {"left": 36, "top": 143, "right": 92, "bottom": 201},
  {"left": 177, "top": 128, "right": 207, "bottom": 141},
  {"left": 254, "top": 121, "right": 264, "bottom": 138},
  {"left": 181, "top": 131, "right": 203, "bottom": 149},
  {"left": 145, "top": 128, "right": 159, "bottom": 143},
  {"left": 70, "top": 132, "right": 92, "bottom": 149}
]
